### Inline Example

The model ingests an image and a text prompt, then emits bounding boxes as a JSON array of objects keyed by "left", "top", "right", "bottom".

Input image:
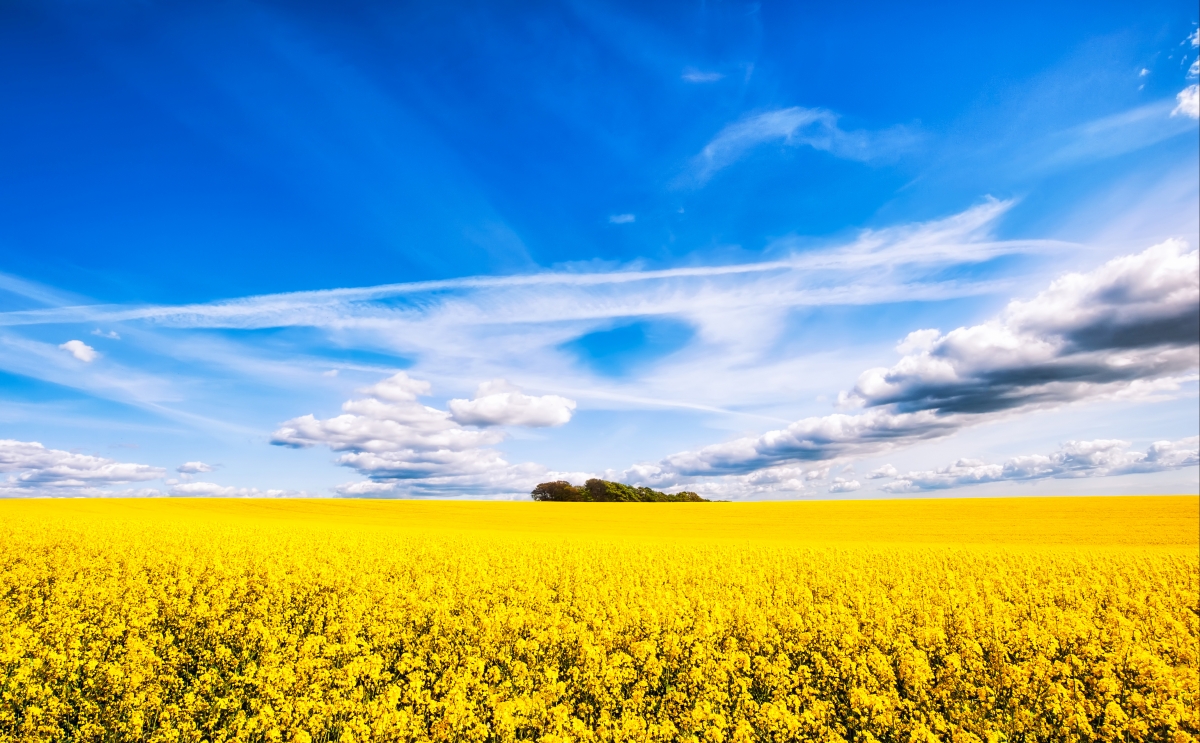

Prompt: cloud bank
[
  {"left": 0, "top": 439, "right": 317, "bottom": 498},
  {"left": 166, "top": 482, "right": 310, "bottom": 498},
  {"left": 621, "top": 240, "right": 1199, "bottom": 493},
  {"left": 0, "top": 439, "right": 164, "bottom": 493},
  {"left": 879, "top": 436, "right": 1199, "bottom": 492}
]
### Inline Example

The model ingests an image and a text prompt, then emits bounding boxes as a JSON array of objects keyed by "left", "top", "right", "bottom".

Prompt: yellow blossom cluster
[{"left": 0, "top": 497, "right": 1196, "bottom": 742}]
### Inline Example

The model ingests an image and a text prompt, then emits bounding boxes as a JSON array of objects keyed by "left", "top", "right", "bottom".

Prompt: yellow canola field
[{"left": 0, "top": 496, "right": 1197, "bottom": 743}]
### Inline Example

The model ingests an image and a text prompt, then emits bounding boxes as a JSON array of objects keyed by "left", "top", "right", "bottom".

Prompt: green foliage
[{"left": 531, "top": 478, "right": 707, "bottom": 502}]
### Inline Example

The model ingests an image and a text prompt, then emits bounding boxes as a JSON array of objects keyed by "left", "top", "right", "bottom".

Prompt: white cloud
[
  {"left": 0, "top": 201, "right": 1049, "bottom": 344},
  {"left": 1173, "top": 85, "right": 1199, "bottom": 119},
  {"left": 689, "top": 106, "right": 916, "bottom": 183},
  {"left": 448, "top": 379, "right": 576, "bottom": 427},
  {"left": 608, "top": 213, "right": 636, "bottom": 224},
  {"left": 58, "top": 339, "right": 98, "bottom": 362},
  {"left": 866, "top": 464, "right": 898, "bottom": 479},
  {"left": 0, "top": 202, "right": 1055, "bottom": 422},
  {"left": 881, "top": 436, "right": 1198, "bottom": 493},
  {"left": 1172, "top": 31, "right": 1200, "bottom": 119},
  {"left": 91, "top": 329, "right": 120, "bottom": 340},
  {"left": 620, "top": 241, "right": 1199, "bottom": 490},
  {"left": 0, "top": 485, "right": 167, "bottom": 498},
  {"left": 625, "top": 408, "right": 959, "bottom": 487},
  {"left": 360, "top": 372, "right": 432, "bottom": 402},
  {"left": 1037, "top": 100, "right": 1197, "bottom": 170},
  {"left": 682, "top": 68, "right": 723, "bottom": 83},
  {"left": 828, "top": 477, "right": 861, "bottom": 493},
  {"left": 272, "top": 372, "right": 578, "bottom": 496},
  {"left": 323, "top": 369, "right": 339, "bottom": 377},
  {"left": 849, "top": 239, "right": 1198, "bottom": 414},
  {"left": 177, "top": 461, "right": 215, "bottom": 474},
  {"left": 167, "top": 481, "right": 309, "bottom": 497},
  {"left": 0, "top": 202, "right": 1108, "bottom": 481},
  {"left": 0, "top": 439, "right": 164, "bottom": 490}
]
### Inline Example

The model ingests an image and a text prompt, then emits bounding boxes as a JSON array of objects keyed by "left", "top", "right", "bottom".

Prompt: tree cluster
[{"left": 531, "top": 478, "right": 708, "bottom": 502}]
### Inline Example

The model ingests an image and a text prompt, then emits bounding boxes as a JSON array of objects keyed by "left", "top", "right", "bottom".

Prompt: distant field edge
[{"left": 2, "top": 494, "right": 1196, "bottom": 547}]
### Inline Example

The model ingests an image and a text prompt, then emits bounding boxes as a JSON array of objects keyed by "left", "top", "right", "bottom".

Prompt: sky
[{"left": 1, "top": 0, "right": 1198, "bottom": 500}]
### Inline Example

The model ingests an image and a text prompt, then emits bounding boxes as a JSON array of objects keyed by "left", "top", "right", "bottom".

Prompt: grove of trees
[{"left": 531, "top": 478, "right": 708, "bottom": 502}]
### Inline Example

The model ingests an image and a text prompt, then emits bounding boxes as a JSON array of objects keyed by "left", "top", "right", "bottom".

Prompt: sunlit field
[{"left": 2, "top": 496, "right": 1197, "bottom": 742}]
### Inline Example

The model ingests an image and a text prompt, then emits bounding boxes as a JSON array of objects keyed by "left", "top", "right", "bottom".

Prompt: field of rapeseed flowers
[{"left": 0, "top": 496, "right": 1196, "bottom": 742}]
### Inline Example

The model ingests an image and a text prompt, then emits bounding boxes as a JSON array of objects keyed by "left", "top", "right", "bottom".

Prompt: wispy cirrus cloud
[
  {"left": 681, "top": 68, "right": 723, "bottom": 83},
  {"left": 0, "top": 200, "right": 1056, "bottom": 420},
  {"left": 687, "top": 106, "right": 918, "bottom": 184},
  {"left": 1039, "top": 100, "right": 1197, "bottom": 169},
  {"left": 0, "top": 200, "right": 1040, "bottom": 332},
  {"left": 0, "top": 200, "right": 1050, "bottom": 348}
]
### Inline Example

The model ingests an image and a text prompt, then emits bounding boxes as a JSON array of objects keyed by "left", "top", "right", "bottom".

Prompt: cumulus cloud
[
  {"left": 690, "top": 106, "right": 916, "bottom": 183},
  {"left": 0, "top": 439, "right": 164, "bottom": 490},
  {"left": 272, "top": 372, "right": 579, "bottom": 496},
  {"left": 448, "top": 380, "right": 576, "bottom": 427},
  {"left": 360, "top": 372, "right": 432, "bottom": 402},
  {"left": 58, "top": 339, "right": 98, "bottom": 362},
  {"left": 177, "top": 461, "right": 215, "bottom": 474},
  {"left": 828, "top": 477, "right": 861, "bottom": 493},
  {"left": 91, "top": 329, "right": 120, "bottom": 340},
  {"left": 848, "top": 239, "right": 1198, "bottom": 415},
  {"left": 880, "top": 437, "right": 1198, "bottom": 493},
  {"left": 622, "top": 241, "right": 1199, "bottom": 490},
  {"left": 1174, "top": 85, "right": 1199, "bottom": 119},
  {"left": 866, "top": 464, "right": 898, "bottom": 479}
]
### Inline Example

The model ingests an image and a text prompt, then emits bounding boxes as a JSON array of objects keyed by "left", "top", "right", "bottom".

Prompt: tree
[{"left": 530, "top": 480, "right": 585, "bottom": 501}]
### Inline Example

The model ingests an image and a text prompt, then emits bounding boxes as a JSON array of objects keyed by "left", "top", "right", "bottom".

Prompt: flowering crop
[{"left": 0, "top": 497, "right": 1196, "bottom": 742}]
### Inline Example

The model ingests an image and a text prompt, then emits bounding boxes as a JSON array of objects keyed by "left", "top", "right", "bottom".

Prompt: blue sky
[{"left": 1, "top": 0, "right": 1197, "bottom": 499}]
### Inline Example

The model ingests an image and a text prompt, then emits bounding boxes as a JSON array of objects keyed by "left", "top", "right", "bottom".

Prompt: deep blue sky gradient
[{"left": 2, "top": 0, "right": 1195, "bottom": 302}]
